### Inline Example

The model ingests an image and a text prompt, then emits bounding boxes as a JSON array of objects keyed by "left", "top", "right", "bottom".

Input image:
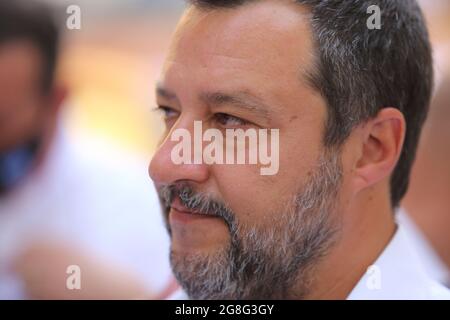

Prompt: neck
[{"left": 300, "top": 186, "right": 396, "bottom": 300}]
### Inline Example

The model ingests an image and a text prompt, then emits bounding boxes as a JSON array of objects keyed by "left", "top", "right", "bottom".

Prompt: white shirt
[
  {"left": 169, "top": 224, "right": 450, "bottom": 300},
  {"left": 0, "top": 124, "right": 172, "bottom": 299}
]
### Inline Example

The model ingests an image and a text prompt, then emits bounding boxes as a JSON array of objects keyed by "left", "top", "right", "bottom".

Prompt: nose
[{"left": 149, "top": 123, "right": 209, "bottom": 188}]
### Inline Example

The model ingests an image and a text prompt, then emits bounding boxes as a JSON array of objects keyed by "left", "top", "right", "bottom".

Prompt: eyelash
[{"left": 154, "top": 106, "right": 250, "bottom": 127}]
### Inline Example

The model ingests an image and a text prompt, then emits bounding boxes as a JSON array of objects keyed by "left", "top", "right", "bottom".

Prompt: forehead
[{"left": 162, "top": 1, "right": 315, "bottom": 97}]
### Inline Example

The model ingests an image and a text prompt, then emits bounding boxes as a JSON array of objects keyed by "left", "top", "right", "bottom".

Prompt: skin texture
[
  {"left": 13, "top": 239, "right": 153, "bottom": 300},
  {"left": 403, "top": 72, "right": 450, "bottom": 270},
  {"left": 150, "top": 0, "right": 403, "bottom": 299}
]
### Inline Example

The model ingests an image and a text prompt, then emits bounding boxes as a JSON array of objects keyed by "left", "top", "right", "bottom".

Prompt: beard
[{"left": 157, "top": 150, "right": 343, "bottom": 299}]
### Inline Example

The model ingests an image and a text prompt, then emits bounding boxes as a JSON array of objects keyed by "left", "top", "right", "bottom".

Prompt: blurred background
[
  {"left": 0, "top": 0, "right": 448, "bottom": 299},
  {"left": 0, "top": 0, "right": 188, "bottom": 300},
  {"left": 58, "top": 0, "right": 450, "bottom": 280},
  {"left": 57, "top": 0, "right": 450, "bottom": 292}
]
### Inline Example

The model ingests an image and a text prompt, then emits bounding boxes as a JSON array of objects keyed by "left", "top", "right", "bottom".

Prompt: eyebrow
[{"left": 156, "top": 84, "right": 272, "bottom": 120}]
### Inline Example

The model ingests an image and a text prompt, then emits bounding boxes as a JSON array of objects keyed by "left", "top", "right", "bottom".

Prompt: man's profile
[{"left": 149, "top": 0, "right": 450, "bottom": 299}]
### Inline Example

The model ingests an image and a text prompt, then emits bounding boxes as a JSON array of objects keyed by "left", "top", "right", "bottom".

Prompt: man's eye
[
  {"left": 214, "top": 113, "right": 249, "bottom": 127},
  {"left": 155, "top": 106, "right": 179, "bottom": 120}
]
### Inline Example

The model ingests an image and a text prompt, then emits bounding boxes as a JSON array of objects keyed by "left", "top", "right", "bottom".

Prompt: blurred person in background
[{"left": 0, "top": 0, "right": 174, "bottom": 299}]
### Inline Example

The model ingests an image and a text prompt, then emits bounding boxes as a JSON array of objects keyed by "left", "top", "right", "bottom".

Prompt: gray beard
[{"left": 160, "top": 150, "right": 343, "bottom": 300}]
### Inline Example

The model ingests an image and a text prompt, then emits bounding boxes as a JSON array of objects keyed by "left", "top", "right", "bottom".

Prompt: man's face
[
  {"left": 150, "top": 1, "right": 348, "bottom": 299},
  {"left": 0, "top": 40, "right": 49, "bottom": 152}
]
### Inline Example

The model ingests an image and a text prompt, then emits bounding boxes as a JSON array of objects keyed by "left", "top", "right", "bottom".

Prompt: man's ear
[{"left": 353, "top": 107, "right": 406, "bottom": 193}]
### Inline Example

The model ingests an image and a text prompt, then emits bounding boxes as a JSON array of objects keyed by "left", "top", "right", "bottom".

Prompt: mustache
[{"left": 158, "top": 182, "right": 235, "bottom": 223}]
